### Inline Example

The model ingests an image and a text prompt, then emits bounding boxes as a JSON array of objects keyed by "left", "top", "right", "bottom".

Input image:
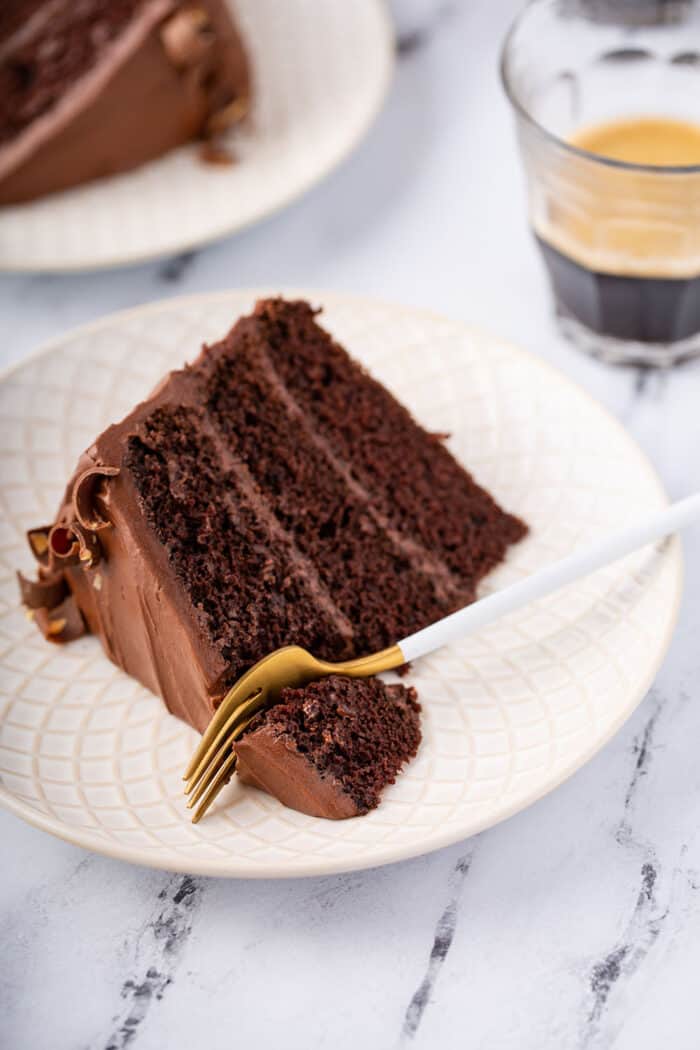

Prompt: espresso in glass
[
  {"left": 501, "top": 0, "right": 700, "bottom": 366},
  {"left": 538, "top": 117, "right": 700, "bottom": 346}
]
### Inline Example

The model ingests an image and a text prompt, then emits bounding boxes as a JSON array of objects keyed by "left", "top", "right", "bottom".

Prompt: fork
[{"left": 184, "top": 492, "right": 700, "bottom": 822}]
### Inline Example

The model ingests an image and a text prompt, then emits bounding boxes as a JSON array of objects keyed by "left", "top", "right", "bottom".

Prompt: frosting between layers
[
  {"left": 195, "top": 415, "right": 357, "bottom": 656},
  {"left": 253, "top": 342, "right": 468, "bottom": 609}
]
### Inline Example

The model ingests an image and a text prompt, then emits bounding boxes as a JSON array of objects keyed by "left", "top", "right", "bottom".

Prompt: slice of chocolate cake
[
  {"left": 235, "top": 675, "right": 422, "bottom": 818},
  {"left": 19, "top": 298, "right": 526, "bottom": 733},
  {"left": 0, "top": 0, "right": 250, "bottom": 204}
]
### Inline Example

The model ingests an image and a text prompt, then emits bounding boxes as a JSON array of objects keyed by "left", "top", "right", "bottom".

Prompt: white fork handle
[{"left": 398, "top": 492, "right": 700, "bottom": 664}]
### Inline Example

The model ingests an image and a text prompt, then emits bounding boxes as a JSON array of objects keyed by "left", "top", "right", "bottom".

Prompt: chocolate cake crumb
[{"left": 235, "top": 675, "right": 422, "bottom": 818}]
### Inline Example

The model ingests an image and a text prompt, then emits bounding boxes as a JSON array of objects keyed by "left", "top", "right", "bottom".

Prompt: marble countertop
[{"left": 2, "top": 3, "right": 700, "bottom": 1048}]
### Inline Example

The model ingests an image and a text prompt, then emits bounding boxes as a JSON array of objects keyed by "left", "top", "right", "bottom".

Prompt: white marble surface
[{"left": 2, "top": 2, "right": 700, "bottom": 1047}]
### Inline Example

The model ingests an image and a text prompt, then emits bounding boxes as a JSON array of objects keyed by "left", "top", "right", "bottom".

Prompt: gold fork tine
[
  {"left": 185, "top": 688, "right": 265, "bottom": 795},
  {"left": 188, "top": 744, "right": 235, "bottom": 810},
  {"left": 185, "top": 718, "right": 255, "bottom": 806},
  {"left": 183, "top": 672, "right": 266, "bottom": 781},
  {"left": 183, "top": 648, "right": 301, "bottom": 781},
  {"left": 183, "top": 643, "right": 403, "bottom": 823},
  {"left": 191, "top": 750, "right": 239, "bottom": 824},
  {"left": 186, "top": 707, "right": 261, "bottom": 807}
]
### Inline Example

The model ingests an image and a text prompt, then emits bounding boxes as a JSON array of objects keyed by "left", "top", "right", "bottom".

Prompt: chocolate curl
[
  {"left": 49, "top": 522, "right": 102, "bottom": 569},
  {"left": 73, "top": 465, "right": 119, "bottom": 531},
  {"left": 48, "top": 524, "right": 80, "bottom": 566},
  {"left": 26, "top": 525, "right": 52, "bottom": 567},
  {"left": 161, "top": 6, "right": 214, "bottom": 69},
  {"left": 17, "top": 569, "right": 67, "bottom": 610},
  {"left": 34, "top": 595, "right": 86, "bottom": 644}
]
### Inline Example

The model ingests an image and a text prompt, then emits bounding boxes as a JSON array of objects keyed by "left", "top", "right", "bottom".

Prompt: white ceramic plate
[
  {"left": 0, "top": 291, "right": 682, "bottom": 877},
  {"left": 0, "top": 1, "right": 393, "bottom": 273}
]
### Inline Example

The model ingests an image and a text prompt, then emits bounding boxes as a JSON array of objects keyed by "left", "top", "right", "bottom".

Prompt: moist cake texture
[
  {"left": 0, "top": 0, "right": 250, "bottom": 204},
  {"left": 19, "top": 298, "right": 527, "bottom": 733},
  {"left": 235, "top": 675, "right": 422, "bottom": 818}
]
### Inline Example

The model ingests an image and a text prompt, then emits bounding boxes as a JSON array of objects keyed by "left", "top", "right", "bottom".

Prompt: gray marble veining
[{"left": 2, "top": 2, "right": 700, "bottom": 1048}]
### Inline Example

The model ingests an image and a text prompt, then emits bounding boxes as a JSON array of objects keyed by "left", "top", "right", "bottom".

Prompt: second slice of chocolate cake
[
  {"left": 0, "top": 0, "right": 250, "bottom": 204},
  {"left": 20, "top": 298, "right": 527, "bottom": 733}
]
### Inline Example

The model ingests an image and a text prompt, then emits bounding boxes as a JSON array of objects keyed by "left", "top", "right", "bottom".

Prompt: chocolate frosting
[
  {"left": 0, "top": 0, "right": 250, "bottom": 204},
  {"left": 235, "top": 727, "right": 361, "bottom": 820},
  {"left": 20, "top": 353, "right": 250, "bottom": 733}
]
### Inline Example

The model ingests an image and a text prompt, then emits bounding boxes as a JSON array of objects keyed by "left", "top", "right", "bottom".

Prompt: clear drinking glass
[{"left": 501, "top": 0, "right": 700, "bottom": 366}]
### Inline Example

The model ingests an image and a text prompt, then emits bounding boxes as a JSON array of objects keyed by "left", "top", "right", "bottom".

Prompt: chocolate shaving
[
  {"left": 160, "top": 7, "right": 214, "bottom": 69},
  {"left": 48, "top": 524, "right": 80, "bottom": 565},
  {"left": 73, "top": 466, "right": 119, "bottom": 531},
  {"left": 27, "top": 526, "right": 52, "bottom": 566},
  {"left": 17, "top": 569, "right": 67, "bottom": 610},
  {"left": 49, "top": 522, "right": 102, "bottom": 568},
  {"left": 34, "top": 595, "right": 85, "bottom": 644}
]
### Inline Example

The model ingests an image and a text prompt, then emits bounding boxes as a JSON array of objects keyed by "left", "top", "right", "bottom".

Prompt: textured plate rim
[
  {"left": 0, "top": 289, "right": 684, "bottom": 878},
  {"left": 0, "top": 0, "right": 394, "bottom": 274}
]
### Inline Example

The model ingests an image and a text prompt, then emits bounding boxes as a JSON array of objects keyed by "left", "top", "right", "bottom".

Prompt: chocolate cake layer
[
  {"left": 235, "top": 675, "right": 422, "bottom": 818},
  {"left": 0, "top": 0, "right": 250, "bottom": 204},
  {"left": 256, "top": 301, "right": 527, "bottom": 592},
  {"left": 202, "top": 334, "right": 464, "bottom": 654},
  {"left": 124, "top": 405, "right": 355, "bottom": 690},
  {"left": 20, "top": 298, "right": 527, "bottom": 734}
]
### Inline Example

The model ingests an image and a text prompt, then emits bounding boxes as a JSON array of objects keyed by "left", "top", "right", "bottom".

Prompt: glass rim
[{"left": 499, "top": 0, "right": 700, "bottom": 176}]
